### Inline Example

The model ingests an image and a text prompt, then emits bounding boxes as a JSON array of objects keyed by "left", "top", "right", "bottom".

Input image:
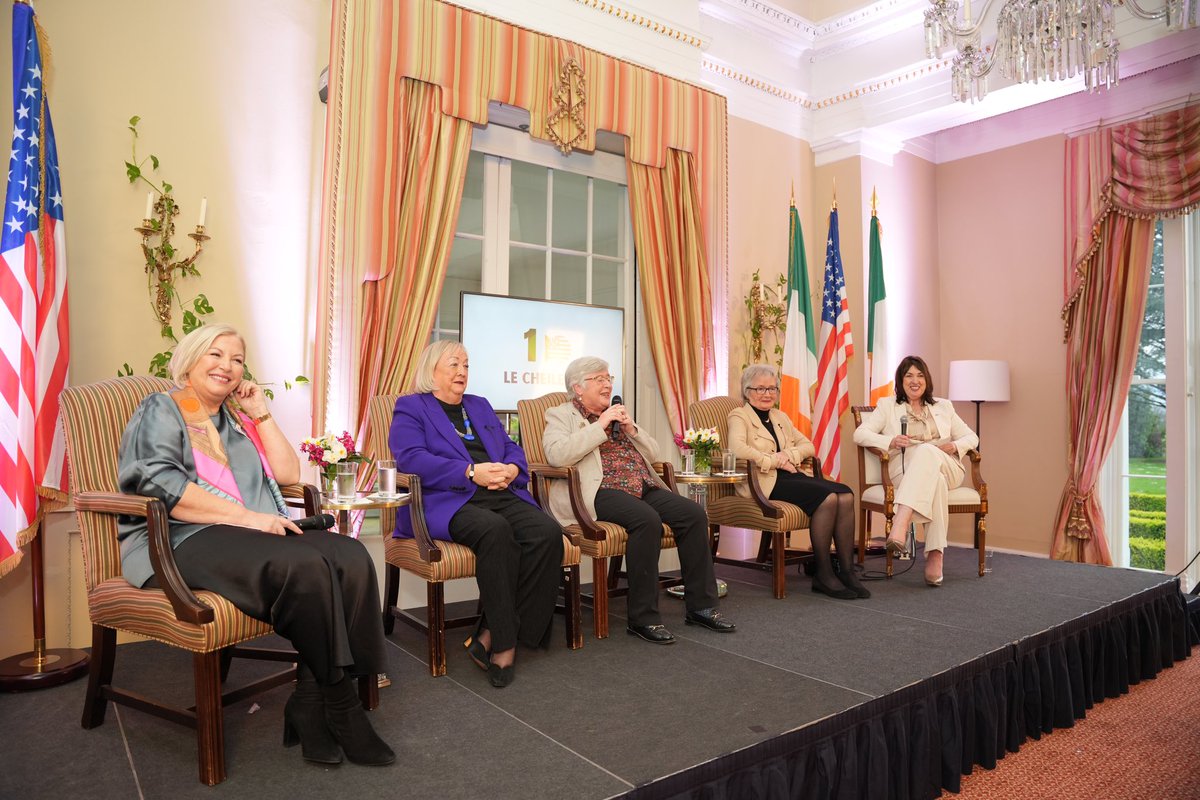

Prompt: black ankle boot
[
  {"left": 321, "top": 677, "right": 395, "bottom": 766},
  {"left": 283, "top": 674, "right": 342, "bottom": 765}
]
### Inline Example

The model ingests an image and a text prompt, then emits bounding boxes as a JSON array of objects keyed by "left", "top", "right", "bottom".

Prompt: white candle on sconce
[
  {"left": 144, "top": 192, "right": 154, "bottom": 219},
  {"left": 198, "top": 197, "right": 207, "bottom": 227}
]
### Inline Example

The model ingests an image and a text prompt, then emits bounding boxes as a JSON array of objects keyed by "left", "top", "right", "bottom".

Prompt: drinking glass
[
  {"left": 335, "top": 461, "right": 357, "bottom": 501},
  {"left": 377, "top": 459, "right": 397, "bottom": 497},
  {"left": 722, "top": 449, "right": 737, "bottom": 474},
  {"left": 682, "top": 450, "right": 696, "bottom": 474}
]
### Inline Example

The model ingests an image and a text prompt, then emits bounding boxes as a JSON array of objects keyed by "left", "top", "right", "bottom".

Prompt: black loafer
[
  {"left": 812, "top": 579, "right": 858, "bottom": 600},
  {"left": 627, "top": 623, "right": 676, "bottom": 644},
  {"left": 684, "top": 607, "right": 736, "bottom": 632},
  {"left": 487, "top": 662, "right": 515, "bottom": 688}
]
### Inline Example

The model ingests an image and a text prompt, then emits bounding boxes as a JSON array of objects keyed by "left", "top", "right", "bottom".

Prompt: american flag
[
  {"left": 1, "top": 1, "right": 69, "bottom": 579},
  {"left": 811, "top": 207, "right": 852, "bottom": 482}
]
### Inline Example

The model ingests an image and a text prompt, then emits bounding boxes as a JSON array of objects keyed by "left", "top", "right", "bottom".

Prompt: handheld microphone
[
  {"left": 609, "top": 395, "right": 623, "bottom": 440},
  {"left": 899, "top": 415, "right": 908, "bottom": 445},
  {"left": 293, "top": 514, "right": 336, "bottom": 531}
]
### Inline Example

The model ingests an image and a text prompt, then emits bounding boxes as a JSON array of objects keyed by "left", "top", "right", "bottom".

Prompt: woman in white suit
[
  {"left": 852, "top": 355, "right": 978, "bottom": 586},
  {"left": 727, "top": 365, "right": 866, "bottom": 599}
]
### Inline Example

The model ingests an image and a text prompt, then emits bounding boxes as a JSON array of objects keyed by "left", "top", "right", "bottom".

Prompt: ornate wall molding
[{"left": 572, "top": 0, "right": 709, "bottom": 48}]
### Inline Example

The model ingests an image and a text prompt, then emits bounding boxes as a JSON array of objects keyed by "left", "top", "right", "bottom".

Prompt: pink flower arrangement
[{"left": 299, "top": 431, "right": 366, "bottom": 482}]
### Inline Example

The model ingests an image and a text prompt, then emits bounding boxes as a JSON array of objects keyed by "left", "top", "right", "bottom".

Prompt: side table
[
  {"left": 318, "top": 491, "right": 411, "bottom": 689},
  {"left": 669, "top": 472, "right": 745, "bottom": 600}
]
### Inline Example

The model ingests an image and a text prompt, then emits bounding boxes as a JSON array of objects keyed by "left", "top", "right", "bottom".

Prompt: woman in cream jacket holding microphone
[{"left": 853, "top": 355, "right": 978, "bottom": 586}]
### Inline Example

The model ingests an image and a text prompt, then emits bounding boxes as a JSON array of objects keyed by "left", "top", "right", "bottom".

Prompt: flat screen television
[{"left": 458, "top": 292, "right": 625, "bottom": 411}]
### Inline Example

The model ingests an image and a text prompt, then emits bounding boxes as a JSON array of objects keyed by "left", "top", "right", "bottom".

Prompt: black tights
[{"left": 807, "top": 493, "right": 861, "bottom": 589}]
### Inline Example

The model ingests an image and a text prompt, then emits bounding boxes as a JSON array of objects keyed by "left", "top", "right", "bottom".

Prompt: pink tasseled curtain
[{"left": 1053, "top": 104, "right": 1200, "bottom": 564}]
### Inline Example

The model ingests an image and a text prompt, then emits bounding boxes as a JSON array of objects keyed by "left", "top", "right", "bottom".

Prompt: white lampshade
[{"left": 947, "top": 360, "right": 1010, "bottom": 403}]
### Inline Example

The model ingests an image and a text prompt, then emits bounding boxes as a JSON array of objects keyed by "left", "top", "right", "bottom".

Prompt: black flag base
[{"left": 0, "top": 643, "right": 89, "bottom": 691}]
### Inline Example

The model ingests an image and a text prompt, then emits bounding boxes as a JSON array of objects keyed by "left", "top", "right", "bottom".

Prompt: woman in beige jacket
[
  {"left": 727, "top": 364, "right": 865, "bottom": 599},
  {"left": 852, "top": 355, "right": 978, "bottom": 586}
]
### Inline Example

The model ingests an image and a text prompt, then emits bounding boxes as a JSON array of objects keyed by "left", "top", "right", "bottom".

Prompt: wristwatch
[{"left": 467, "top": 464, "right": 476, "bottom": 482}]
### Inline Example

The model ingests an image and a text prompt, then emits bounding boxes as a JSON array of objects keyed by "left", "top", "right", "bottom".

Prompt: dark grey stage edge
[{"left": 0, "top": 548, "right": 1189, "bottom": 799}]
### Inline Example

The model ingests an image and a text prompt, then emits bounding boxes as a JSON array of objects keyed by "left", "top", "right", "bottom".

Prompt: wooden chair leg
[
  {"left": 885, "top": 509, "right": 895, "bottom": 577},
  {"left": 592, "top": 557, "right": 610, "bottom": 639},
  {"left": 977, "top": 514, "right": 987, "bottom": 577},
  {"left": 771, "top": 530, "right": 786, "bottom": 599},
  {"left": 563, "top": 565, "right": 583, "bottom": 650},
  {"left": 382, "top": 563, "right": 399, "bottom": 634},
  {"left": 426, "top": 582, "right": 446, "bottom": 677},
  {"left": 81, "top": 624, "right": 115, "bottom": 729},
  {"left": 755, "top": 531, "right": 772, "bottom": 563},
  {"left": 218, "top": 647, "right": 234, "bottom": 683},
  {"left": 194, "top": 650, "right": 225, "bottom": 786},
  {"left": 357, "top": 674, "right": 379, "bottom": 710}
]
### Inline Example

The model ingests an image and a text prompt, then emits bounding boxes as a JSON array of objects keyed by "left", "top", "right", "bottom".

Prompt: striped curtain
[
  {"left": 628, "top": 150, "right": 714, "bottom": 434},
  {"left": 315, "top": 0, "right": 727, "bottom": 438},
  {"left": 1053, "top": 104, "right": 1200, "bottom": 564}
]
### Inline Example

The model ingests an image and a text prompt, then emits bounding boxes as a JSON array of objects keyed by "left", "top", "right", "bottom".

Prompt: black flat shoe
[
  {"left": 487, "top": 662, "right": 515, "bottom": 688},
  {"left": 463, "top": 635, "right": 490, "bottom": 672},
  {"left": 684, "top": 607, "right": 736, "bottom": 632},
  {"left": 626, "top": 623, "right": 676, "bottom": 644},
  {"left": 839, "top": 576, "right": 872, "bottom": 599},
  {"left": 812, "top": 579, "right": 858, "bottom": 600}
]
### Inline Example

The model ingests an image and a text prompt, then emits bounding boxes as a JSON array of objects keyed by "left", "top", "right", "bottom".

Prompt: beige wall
[{"left": 726, "top": 116, "right": 814, "bottom": 392}]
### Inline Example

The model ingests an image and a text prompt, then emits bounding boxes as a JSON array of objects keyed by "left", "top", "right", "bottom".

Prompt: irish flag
[
  {"left": 866, "top": 202, "right": 892, "bottom": 406},
  {"left": 780, "top": 201, "right": 817, "bottom": 437}
]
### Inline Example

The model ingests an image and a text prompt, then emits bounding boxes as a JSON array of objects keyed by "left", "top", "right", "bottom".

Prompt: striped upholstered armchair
[
  {"left": 365, "top": 394, "right": 582, "bottom": 677},
  {"left": 58, "top": 375, "right": 375, "bottom": 785}
]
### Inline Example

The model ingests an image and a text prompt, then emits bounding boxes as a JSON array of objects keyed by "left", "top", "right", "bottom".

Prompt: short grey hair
[
  {"left": 169, "top": 323, "right": 244, "bottom": 388},
  {"left": 740, "top": 364, "right": 779, "bottom": 403},
  {"left": 410, "top": 340, "right": 468, "bottom": 394},
  {"left": 564, "top": 356, "right": 609, "bottom": 397}
]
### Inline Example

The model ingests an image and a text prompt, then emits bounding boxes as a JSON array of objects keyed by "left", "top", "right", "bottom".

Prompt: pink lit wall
[{"left": 936, "top": 136, "right": 1068, "bottom": 554}]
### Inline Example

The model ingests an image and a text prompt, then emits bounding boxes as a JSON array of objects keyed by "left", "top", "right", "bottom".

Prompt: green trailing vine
[
  {"left": 743, "top": 269, "right": 787, "bottom": 372},
  {"left": 118, "top": 116, "right": 307, "bottom": 398}
]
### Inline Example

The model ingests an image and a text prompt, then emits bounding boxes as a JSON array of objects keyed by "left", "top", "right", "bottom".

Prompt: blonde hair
[
  {"left": 168, "top": 323, "right": 244, "bottom": 388},
  {"left": 410, "top": 340, "right": 468, "bottom": 394}
]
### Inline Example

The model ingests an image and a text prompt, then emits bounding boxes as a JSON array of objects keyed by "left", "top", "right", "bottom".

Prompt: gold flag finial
[
  {"left": 831, "top": 179, "right": 837, "bottom": 211},
  {"left": 871, "top": 186, "right": 878, "bottom": 216},
  {"left": 790, "top": 181, "right": 795, "bottom": 207}
]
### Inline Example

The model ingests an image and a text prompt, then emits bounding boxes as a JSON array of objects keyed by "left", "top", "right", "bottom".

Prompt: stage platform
[{"left": 0, "top": 547, "right": 1192, "bottom": 799}]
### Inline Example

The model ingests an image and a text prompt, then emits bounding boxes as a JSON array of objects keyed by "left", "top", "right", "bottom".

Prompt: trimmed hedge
[
  {"left": 1129, "top": 536, "right": 1166, "bottom": 570},
  {"left": 1129, "top": 510, "right": 1166, "bottom": 540},
  {"left": 1130, "top": 492, "right": 1166, "bottom": 513}
]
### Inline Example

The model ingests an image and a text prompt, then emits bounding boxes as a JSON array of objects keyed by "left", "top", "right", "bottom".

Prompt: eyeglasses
[
  {"left": 747, "top": 386, "right": 778, "bottom": 395},
  {"left": 584, "top": 374, "right": 616, "bottom": 385}
]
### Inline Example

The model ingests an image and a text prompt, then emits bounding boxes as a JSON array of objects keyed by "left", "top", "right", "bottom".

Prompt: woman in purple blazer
[{"left": 388, "top": 341, "right": 564, "bottom": 688}]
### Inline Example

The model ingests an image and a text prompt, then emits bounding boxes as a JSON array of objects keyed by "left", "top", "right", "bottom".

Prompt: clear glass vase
[{"left": 693, "top": 451, "right": 712, "bottom": 475}]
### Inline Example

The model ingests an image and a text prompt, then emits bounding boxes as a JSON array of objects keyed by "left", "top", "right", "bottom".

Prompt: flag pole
[{"left": 0, "top": 518, "right": 90, "bottom": 690}]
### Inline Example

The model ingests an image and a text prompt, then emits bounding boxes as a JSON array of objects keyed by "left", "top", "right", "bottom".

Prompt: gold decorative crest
[{"left": 546, "top": 58, "right": 587, "bottom": 155}]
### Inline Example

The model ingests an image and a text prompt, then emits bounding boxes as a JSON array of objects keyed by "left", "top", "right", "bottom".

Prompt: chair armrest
[
  {"left": 865, "top": 448, "right": 894, "bottom": 488},
  {"left": 742, "top": 464, "right": 783, "bottom": 519},
  {"left": 527, "top": 464, "right": 606, "bottom": 540},
  {"left": 652, "top": 461, "right": 676, "bottom": 492},
  {"left": 965, "top": 449, "right": 987, "bottom": 503},
  {"left": 280, "top": 482, "right": 320, "bottom": 516},
  {"left": 74, "top": 492, "right": 214, "bottom": 626},
  {"left": 394, "top": 473, "right": 441, "bottom": 564}
]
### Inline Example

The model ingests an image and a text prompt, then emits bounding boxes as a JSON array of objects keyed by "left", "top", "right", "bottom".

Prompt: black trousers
[
  {"left": 158, "top": 526, "right": 388, "bottom": 686},
  {"left": 447, "top": 490, "right": 564, "bottom": 652},
  {"left": 593, "top": 487, "right": 718, "bottom": 626}
]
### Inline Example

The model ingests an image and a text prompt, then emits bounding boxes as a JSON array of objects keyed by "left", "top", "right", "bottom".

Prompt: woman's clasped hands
[
  {"left": 470, "top": 462, "right": 518, "bottom": 490},
  {"left": 773, "top": 451, "right": 798, "bottom": 473}
]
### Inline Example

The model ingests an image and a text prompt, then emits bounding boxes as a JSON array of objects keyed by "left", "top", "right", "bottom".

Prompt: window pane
[
  {"left": 551, "top": 252, "right": 587, "bottom": 303},
  {"left": 510, "top": 161, "right": 547, "bottom": 245},
  {"left": 593, "top": 257, "right": 623, "bottom": 307},
  {"left": 552, "top": 171, "right": 588, "bottom": 251},
  {"left": 1136, "top": 224, "right": 1165, "bottom": 380},
  {"left": 457, "top": 151, "right": 485, "bottom": 236},
  {"left": 593, "top": 179, "right": 624, "bottom": 257},
  {"left": 509, "top": 246, "right": 547, "bottom": 299},
  {"left": 437, "top": 236, "right": 483, "bottom": 332}
]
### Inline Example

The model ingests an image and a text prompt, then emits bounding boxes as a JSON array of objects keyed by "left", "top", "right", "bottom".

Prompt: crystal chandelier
[{"left": 924, "top": 0, "right": 1198, "bottom": 102}]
